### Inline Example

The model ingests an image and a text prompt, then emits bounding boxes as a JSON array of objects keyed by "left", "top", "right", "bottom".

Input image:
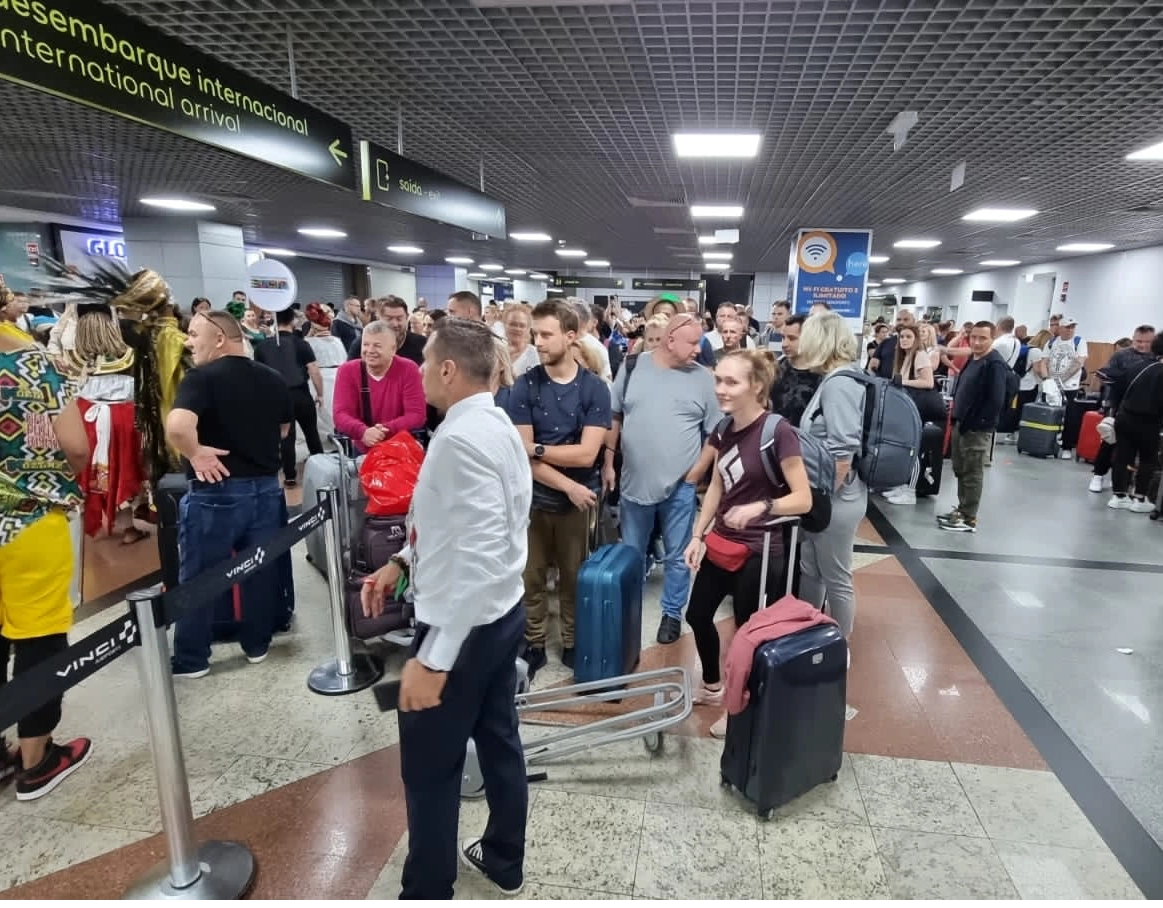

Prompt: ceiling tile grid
[{"left": 0, "top": 0, "right": 1158, "bottom": 279}]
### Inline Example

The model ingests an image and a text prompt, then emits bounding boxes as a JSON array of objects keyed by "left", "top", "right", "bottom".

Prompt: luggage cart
[{"left": 461, "top": 666, "right": 692, "bottom": 798}]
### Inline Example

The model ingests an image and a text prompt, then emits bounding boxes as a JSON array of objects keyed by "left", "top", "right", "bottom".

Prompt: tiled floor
[{"left": 1, "top": 503, "right": 1143, "bottom": 900}]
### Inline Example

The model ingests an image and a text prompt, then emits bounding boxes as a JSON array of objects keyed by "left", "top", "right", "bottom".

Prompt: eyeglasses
[{"left": 197, "top": 310, "right": 243, "bottom": 341}]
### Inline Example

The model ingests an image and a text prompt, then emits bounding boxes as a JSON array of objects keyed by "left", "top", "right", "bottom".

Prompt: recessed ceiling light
[
  {"left": 691, "top": 205, "right": 744, "bottom": 218},
  {"left": 555, "top": 248, "right": 587, "bottom": 258},
  {"left": 528, "top": 272, "right": 549, "bottom": 280},
  {"left": 698, "top": 235, "right": 722, "bottom": 245},
  {"left": 1126, "top": 140, "right": 1163, "bottom": 161},
  {"left": 980, "top": 259, "right": 1021, "bottom": 267},
  {"left": 388, "top": 244, "right": 423, "bottom": 254},
  {"left": 298, "top": 227, "right": 347, "bottom": 239},
  {"left": 673, "top": 132, "right": 761, "bottom": 158},
  {"left": 140, "top": 197, "right": 216, "bottom": 212},
  {"left": 868, "top": 254, "right": 890, "bottom": 264},
  {"left": 467, "top": 272, "right": 488, "bottom": 279},
  {"left": 480, "top": 263, "right": 504, "bottom": 272},
  {"left": 260, "top": 248, "right": 297, "bottom": 257},
  {"left": 703, "top": 251, "right": 733, "bottom": 260},
  {"left": 893, "top": 239, "right": 941, "bottom": 249},
  {"left": 704, "top": 262, "right": 731, "bottom": 271},
  {"left": 962, "top": 207, "right": 1039, "bottom": 223},
  {"left": 931, "top": 268, "right": 964, "bottom": 275},
  {"left": 504, "top": 268, "right": 527, "bottom": 275},
  {"left": 883, "top": 278, "right": 907, "bottom": 284},
  {"left": 583, "top": 259, "right": 610, "bottom": 268},
  {"left": 1057, "top": 242, "right": 1114, "bottom": 253},
  {"left": 510, "top": 231, "right": 553, "bottom": 242},
  {"left": 445, "top": 256, "right": 474, "bottom": 265}
]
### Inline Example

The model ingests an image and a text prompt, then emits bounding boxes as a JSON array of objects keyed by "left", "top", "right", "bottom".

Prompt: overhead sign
[
  {"left": 0, "top": 0, "right": 356, "bottom": 190},
  {"left": 247, "top": 257, "right": 297, "bottom": 312},
  {"left": 57, "top": 227, "right": 127, "bottom": 269},
  {"left": 787, "top": 228, "right": 873, "bottom": 320},
  {"left": 360, "top": 140, "right": 506, "bottom": 236},
  {"left": 554, "top": 275, "right": 624, "bottom": 290},
  {"left": 632, "top": 278, "right": 704, "bottom": 292}
]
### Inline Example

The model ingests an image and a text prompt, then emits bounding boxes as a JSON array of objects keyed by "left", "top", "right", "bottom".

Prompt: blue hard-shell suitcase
[
  {"left": 574, "top": 542, "right": 643, "bottom": 683},
  {"left": 720, "top": 623, "right": 847, "bottom": 818}
]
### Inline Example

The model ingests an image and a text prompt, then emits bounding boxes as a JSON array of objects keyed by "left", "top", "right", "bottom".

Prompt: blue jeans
[
  {"left": 172, "top": 476, "right": 286, "bottom": 672},
  {"left": 620, "top": 481, "right": 698, "bottom": 620}
]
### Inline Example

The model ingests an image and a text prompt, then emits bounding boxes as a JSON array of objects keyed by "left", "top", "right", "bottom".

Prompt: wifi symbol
[{"left": 804, "top": 242, "right": 829, "bottom": 260}]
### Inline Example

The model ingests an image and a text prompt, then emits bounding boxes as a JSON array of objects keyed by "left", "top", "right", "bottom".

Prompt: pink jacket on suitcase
[{"left": 723, "top": 596, "right": 837, "bottom": 715}]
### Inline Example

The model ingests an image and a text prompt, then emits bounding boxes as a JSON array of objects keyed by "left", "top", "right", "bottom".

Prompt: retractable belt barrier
[{"left": 0, "top": 497, "right": 332, "bottom": 738}]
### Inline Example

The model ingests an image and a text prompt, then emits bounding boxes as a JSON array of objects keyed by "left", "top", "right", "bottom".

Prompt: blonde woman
[
  {"left": 795, "top": 312, "right": 864, "bottom": 641},
  {"left": 492, "top": 336, "right": 516, "bottom": 409},
  {"left": 502, "top": 306, "right": 539, "bottom": 377}
]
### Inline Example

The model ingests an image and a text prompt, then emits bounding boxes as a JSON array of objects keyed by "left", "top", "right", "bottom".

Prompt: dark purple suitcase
[
  {"left": 345, "top": 573, "right": 413, "bottom": 640},
  {"left": 355, "top": 514, "right": 407, "bottom": 573}
]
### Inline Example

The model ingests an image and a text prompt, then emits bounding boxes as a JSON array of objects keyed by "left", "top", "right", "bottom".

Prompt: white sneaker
[
  {"left": 1088, "top": 475, "right": 1104, "bottom": 493},
  {"left": 1108, "top": 495, "right": 1131, "bottom": 510},
  {"left": 1129, "top": 497, "right": 1155, "bottom": 514},
  {"left": 1061, "top": 450, "right": 1074, "bottom": 460},
  {"left": 884, "top": 489, "right": 916, "bottom": 505}
]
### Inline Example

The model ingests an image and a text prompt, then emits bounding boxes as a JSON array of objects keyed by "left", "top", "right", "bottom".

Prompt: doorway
[{"left": 1012, "top": 273, "right": 1055, "bottom": 334}]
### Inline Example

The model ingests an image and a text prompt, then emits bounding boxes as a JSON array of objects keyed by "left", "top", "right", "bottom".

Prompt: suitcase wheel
[
  {"left": 643, "top": 732, "right": 662, "bottom": 754},
  {"left": 759, "top": 808, "right": 774, "bottom": 821},
  {"left": 720, "top": 775, "right": 731, "bottom": 790},
  {"left": 1151, "top": 511, "right": 1160, "bottom": 521},
  {"left": 830, "top": 773, "right": 839, "bottom": 782}
]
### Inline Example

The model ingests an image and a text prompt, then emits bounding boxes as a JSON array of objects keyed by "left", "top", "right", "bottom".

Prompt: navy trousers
[{"left": 398, "top": 602, "right": 528, "bottom": 900}]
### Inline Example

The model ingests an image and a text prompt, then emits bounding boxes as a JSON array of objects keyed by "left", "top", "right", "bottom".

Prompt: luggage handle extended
[
  {"left": 329, "top": 432, "right": 358, "bottom": 575},
  {"left": 758, "top": 516, "right": 800, "bottom": 610}
]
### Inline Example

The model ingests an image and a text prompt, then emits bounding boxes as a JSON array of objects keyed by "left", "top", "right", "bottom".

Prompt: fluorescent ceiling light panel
[
  {"left": 703, "top": 251, "right": 733, "bottom": 260},
  {"left": 1126, "top": 140, "right": 1163, "bottom": 160},
  {"left": 691, "top": 205, "right": 744, "bottom": 218},
  {"left": 555, "top": 248, "right": 587, "bottom": 257},
  {"left": 140, "top": 197, "right": 216, "bottom": 212},
  {"left": 467, "top": 272, "right": 488, "bottom": 279},
  {"left": 504, "top": 268, "right": 527, "bottom": 275},
  {"left": 883, "top": 278, "right": 907, "bottom": 284},
  {"left": 388, "top": 245, "right": 423, "bottom": 254},
  {"left": 260, "top": 248, "right": 297, "bottom": 257},
  {"left": 1057, "top": 242, "right": 1114, "bottom": 253},
  {"left": 583, "top": 260, "right": 610, "bottom": 268},
  {"left": 931, "top": 268, "right": 964, "bottom": 275},
  {"left": 298, "top": 226, "right": 347, "bottom": 238},
  {"left": 480, "top": 263, "right": 504, "bottom": 271},
  {"left": 528, "top": 273, "right": 549, "bottom": 280},
  {"left": 866, "top": 281, "right": 881, "bottom": 287},
  {"left": 979, "top": 259, "right": 1021, "bottom": 267},
  {"left": 893, "top": 239, "right": 941, "bottom": 249},
  {"left": 445, "top": 256, "right": 474, "bottom": 265},
  {"left": 704, "top": 262, "right": 731, "bottom": 270},
  {"left": 509, "top": 231, "right": 553, "bottom": 242},
  {"left": 962, "top": 207, "right": 1038, "bottom": 223},
  {"left": 698, "top": 235, "right": 722, "bottom": 245},
  {"left": 673, "top": 132, "right": 761, "bottom": 158},
  {"left": 714, "top": 229, "right": 740, "bottom": 243},
  {"left": 868, "top": 254, "right": 890, "bottom": 264}
]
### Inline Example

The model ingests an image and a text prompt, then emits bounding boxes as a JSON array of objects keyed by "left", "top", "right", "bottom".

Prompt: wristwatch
[{"left": 533, "top": 444, "right": 545, "bottom": 459}]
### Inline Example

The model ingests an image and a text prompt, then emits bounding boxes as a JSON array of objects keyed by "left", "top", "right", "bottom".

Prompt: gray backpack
[{"left": 816, "top": 369, "right": 921, "bottom": 492}]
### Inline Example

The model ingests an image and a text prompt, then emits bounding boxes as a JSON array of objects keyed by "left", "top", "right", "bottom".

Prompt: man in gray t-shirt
[{"left": 603, "top": 314, "right": 720, "bottom": 644}]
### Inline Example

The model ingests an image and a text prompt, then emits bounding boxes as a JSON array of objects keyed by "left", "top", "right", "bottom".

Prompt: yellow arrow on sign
[{"left": 329, "top": 139, "right": 348, "bottom": 166}]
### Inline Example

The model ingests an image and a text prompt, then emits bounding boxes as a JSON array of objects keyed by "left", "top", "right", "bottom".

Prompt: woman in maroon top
[{"left": 683, "top": 350, "right": 812, "bottom": 737}]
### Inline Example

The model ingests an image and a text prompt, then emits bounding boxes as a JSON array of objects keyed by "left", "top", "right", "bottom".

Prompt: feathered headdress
[{"left": 40, "top": 255, "right": 181, "bottom": 484}]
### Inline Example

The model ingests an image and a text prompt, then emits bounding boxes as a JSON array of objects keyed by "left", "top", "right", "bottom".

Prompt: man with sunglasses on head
[{"left": 165, "top": 309, "right": 294, "bottom": 679}]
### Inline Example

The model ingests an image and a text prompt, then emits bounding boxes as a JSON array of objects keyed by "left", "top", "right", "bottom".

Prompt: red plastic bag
[{"left": 359, "top": 431, "right": 425, "bottom": 516}]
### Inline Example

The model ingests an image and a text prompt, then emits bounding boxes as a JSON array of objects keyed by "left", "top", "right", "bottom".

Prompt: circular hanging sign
[{"left": 246, "top": 257, "right": 298, "bottom": 312}]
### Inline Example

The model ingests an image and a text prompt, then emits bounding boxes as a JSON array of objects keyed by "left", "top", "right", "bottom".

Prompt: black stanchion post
[
  {"left": 307, "top": 486, "right": 383, "bottom": 695},
  {"left": 123, "top": 584, "right": 256, "bottom": 900}
]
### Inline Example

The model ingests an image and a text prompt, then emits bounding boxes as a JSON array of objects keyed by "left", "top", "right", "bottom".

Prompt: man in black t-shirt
[
  {"left": 255, "top": 307, "right": 324, "bottom": 485},
  {"left": 165, "top": 310, "right": 294, "bottom": 678}
]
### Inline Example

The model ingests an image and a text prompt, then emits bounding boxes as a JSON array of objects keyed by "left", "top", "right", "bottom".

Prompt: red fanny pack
[{"left": 703, "top": 531, "right": 750, "bottom": 572}]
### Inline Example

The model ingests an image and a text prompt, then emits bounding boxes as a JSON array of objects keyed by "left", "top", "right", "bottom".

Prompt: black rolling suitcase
[
  {"left": 719, "top": 518, "right": 847, "bottom": 819},
  {"left": 1017, "top": 401, "right": 1065, "bottom": 458},
  {"left": 915, "top": 422, "right": 945, "bottom": 497}
]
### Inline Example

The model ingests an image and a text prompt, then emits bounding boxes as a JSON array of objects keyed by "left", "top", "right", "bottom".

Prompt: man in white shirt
[
  {"left": 992, "top": 316, "right": 1022, "bottom": 440},
  {"left": 362, "top": 318, "right": 531, "bottom": 899},
  {"left": 705, "top": 302, "right": 755, "bottom": 350},
  {"left": 1046, "top": 316, "right": 1089, "bottom": 458}
]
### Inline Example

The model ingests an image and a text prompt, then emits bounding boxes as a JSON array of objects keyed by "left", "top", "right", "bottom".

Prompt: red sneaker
[{"left": 15, "top": 738, "right": 93, "bottom": 801}]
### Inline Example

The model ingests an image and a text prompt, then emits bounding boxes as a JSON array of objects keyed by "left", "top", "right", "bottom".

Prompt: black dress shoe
[
  {"left": 561, "top": 647, "right": 575, "bottom": 669},
  {"left": 656, "top": 615, "right": 682, "bottom": 644},
  {"left": 524, "top": 645, "right": 547, "bottom": 679}
]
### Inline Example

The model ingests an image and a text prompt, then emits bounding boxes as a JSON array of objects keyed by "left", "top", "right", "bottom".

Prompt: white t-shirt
[
  {"left": 581, "top": 333, "right": 612, "bottom": 383},
  {"left": 992, "top": 333, "right": 1020, "bottom": 368},
  {"left": 706, "top": 329, "right": 754, "bottom": 351},
  {"left": 510, "top": 344, "right": 540, "bottom": 378},
  {"left": 1020, "top": 346, "right": 1044, "bottom": 392},
  {"left": 1047, "top": 336, "right": 1088, "bottom": 391}
]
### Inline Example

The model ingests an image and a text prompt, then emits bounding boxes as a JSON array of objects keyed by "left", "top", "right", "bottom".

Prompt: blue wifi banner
[{"left": 787, "top": 228, "right": 874, "bottom": 319}]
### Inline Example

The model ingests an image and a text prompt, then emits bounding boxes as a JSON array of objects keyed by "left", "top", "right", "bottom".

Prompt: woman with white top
[
  {"left": 795, "top": 312, "right": 865, "bottom": 640},
  {"left": 503, "top": 306, "right": 540, "bottom": 377}
]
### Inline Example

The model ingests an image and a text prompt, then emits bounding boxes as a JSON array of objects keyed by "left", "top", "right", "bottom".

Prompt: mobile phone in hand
[{"left": 373, "top": 680, "right": 401, "bottom": 712}]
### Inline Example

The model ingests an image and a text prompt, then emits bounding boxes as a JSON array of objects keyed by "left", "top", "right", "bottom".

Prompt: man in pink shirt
[{"left": 332, "top": 321, "right": 426, "bottom": 452}]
